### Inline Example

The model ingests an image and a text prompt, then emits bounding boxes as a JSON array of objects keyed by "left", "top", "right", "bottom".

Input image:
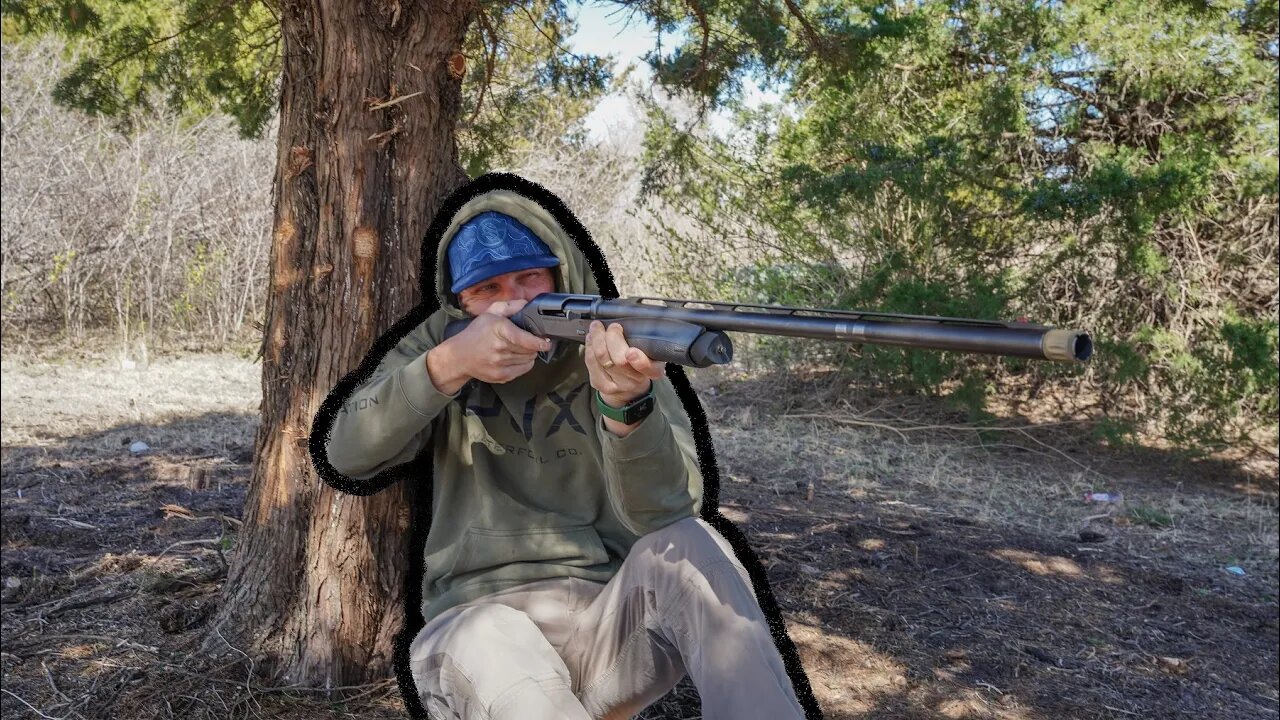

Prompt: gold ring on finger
[{"left": 602, "top": 360, "right": 615, "bottom": 370}]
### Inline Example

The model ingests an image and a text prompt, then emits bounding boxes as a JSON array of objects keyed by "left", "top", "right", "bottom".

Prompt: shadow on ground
[
  {"left": 2, "top": 404, "right": 1277, "bottom": 720},
  {"left": 735, "top": 498, "right": 1277, "bottom": 719}
]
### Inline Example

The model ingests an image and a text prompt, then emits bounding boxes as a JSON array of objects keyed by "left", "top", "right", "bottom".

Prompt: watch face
[
  {"left": 624, "top": 396, "right": 656, "bottom": 424},
  {"left": 597, "top": 387, "right": 657, "bottom": 424}
]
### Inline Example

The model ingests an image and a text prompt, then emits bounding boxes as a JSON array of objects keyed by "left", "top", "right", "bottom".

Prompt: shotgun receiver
[{"left": 444, "top": 293, "right": 1093, "bottom": 368}]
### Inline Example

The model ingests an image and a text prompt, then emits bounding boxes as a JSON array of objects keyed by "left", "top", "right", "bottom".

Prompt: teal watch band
[{"left": 596, "top": 384, "right": 656, "bottom": 425}]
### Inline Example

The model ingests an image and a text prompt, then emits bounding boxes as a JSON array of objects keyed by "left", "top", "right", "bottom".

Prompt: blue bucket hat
[{"left": 447, "top": 211, "right": 561, "bottom": 294}]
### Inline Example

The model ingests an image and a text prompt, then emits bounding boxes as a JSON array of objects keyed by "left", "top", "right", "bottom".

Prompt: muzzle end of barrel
[{"left": 1043, "top": 329, "right": 1093, "bottom": 363}]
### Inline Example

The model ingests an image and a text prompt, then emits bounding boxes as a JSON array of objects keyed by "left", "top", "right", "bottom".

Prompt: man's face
[{"left": 457, "top": 267, "right": 556, "bottom": 316}]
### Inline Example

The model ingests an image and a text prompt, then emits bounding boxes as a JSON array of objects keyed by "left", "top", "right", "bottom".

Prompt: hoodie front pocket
[{"left": 450, "top": 525, "right": 610, "bottom": 578}]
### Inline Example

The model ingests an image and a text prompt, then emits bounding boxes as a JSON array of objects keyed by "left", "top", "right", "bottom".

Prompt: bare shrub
[{"left": 1, "top": 38, "right": 274, "bottom": 353}]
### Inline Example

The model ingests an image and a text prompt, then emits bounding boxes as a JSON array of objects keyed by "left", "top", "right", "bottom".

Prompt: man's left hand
[{"left": 585, "top": 321, "right": 666, "bottom": 408}]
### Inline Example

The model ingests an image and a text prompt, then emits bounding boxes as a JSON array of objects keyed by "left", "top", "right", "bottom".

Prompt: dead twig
[
  {"left": 155, "top": 538, "right": 223, "bottom": 563},
  {"left": 783, "top": 411, "right": 1110, "bottom": 480},
  {"left": 367, "top": 123, "right": 403, "bottom": 144},
  {"left": 35, "top": 515, "right": 98, "bottom": 530},
  {"left": 781, "top": 411, "right": 1090, "bottom": 434},
  {"left": 784, "top": 413, "right": 911, "bottom": 443},
  {"left": 0, "top": 688, "right": 60, "bottom": 720},
  {"left": 6, "top": 633, "right": 158, "bottom": 657},
  {"left": 366, "top": 91, "right": 422, "bottom": 111},
  {"left": 18, "top": 589, "right": 136, "bottom": 619}
]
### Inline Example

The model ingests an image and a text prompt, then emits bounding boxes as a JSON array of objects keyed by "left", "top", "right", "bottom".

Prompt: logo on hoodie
[{"left": 464, "top": 382, "right": 590, "bottom": 441}]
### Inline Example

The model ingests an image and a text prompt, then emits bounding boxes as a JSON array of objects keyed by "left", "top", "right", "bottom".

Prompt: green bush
[{"left": 642, "top": 0, "right": 1279, "bottom": 452}]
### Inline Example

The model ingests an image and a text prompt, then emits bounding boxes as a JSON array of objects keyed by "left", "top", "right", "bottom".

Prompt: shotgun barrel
[{"left": 445, "top": 293, "right": 1094, "bottom": 368}]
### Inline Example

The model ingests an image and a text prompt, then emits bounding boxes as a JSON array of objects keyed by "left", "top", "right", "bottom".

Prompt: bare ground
[{"left": 1, "top": 355, "right": 1276, "bottom": 720}]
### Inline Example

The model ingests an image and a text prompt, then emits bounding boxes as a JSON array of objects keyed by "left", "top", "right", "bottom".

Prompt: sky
[
  {"left": 566, "top": 2, "right": 663, "bottom": 74},
  {"left": 565, "top": 2, "right": 661, "bottom": 141},
  {"left": 565, "top": 2, "right": 783, "bottom": 143}
]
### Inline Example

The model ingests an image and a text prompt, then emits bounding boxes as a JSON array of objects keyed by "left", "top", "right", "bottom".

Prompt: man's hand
[
  {"left": 585, "top": 321, "right": 667, "bottom": 410},
  {"left": 426, "top": 300, "right": 552, "bottom": 394}
]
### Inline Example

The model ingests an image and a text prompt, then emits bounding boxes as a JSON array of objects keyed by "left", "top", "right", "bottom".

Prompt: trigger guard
[{"left": 537, "top": 340, "right": 559, "bottom": 364}]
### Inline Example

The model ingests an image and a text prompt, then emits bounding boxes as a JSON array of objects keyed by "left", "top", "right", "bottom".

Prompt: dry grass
[
  {"left": 0, "top": 354, "right": 260, "bottom": 446},
  {"left": 2, "top": 353, "right": 1277, "bottom": 720},
  {"left": 693, "top": 365, "right": 1279, "bottom": 586}
]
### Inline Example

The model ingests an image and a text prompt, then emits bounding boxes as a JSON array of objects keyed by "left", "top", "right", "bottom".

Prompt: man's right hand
[{"left": 425, "top": 300, "right": 552, "bottom": 394}]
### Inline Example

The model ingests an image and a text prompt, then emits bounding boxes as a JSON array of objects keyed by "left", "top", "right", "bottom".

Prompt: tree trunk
[{"left": 204, "top": 0, "right": 473, "bottom": 687}]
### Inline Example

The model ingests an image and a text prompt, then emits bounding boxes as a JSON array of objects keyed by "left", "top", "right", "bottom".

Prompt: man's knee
[
  {"left": 626, "top": 518, "right": 774, "bottom": 648},
  {"left": 634, "top": 517, "right": 749, "bottom": 578},
  {"left": 416, "top": 604, "right": 566, "bottom": 688},
  {"left": 414, "top": 603, "right": 574, "bottom": 716},
  {"left": 437, "top": 604, "right": 551, "bottom": 662}
]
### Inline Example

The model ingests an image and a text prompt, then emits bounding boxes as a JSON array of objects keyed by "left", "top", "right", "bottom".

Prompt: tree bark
[{"left": 204, "top": 0, "right": 473, "bottom": 687}]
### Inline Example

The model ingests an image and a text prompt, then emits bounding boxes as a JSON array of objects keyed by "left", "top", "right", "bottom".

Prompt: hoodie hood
[
  {"left": 422, "top": 179, "right": 606, "bottom": 419},
  {"left": 434, "top": 188, "right": 600, "bottom": 318}
]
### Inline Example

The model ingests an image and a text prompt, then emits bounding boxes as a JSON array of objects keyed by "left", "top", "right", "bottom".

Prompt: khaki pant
[{"left": 409, "top": 517, "right": 806, "bottom": 720}]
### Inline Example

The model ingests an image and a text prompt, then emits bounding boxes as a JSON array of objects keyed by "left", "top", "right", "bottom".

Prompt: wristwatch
[{"left": 596, "top": 384, "right": 656, "bottom": 425}]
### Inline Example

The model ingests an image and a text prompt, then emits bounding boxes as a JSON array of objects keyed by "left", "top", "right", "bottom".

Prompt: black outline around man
[{"left": 313, "top": 174, "right": 819, "bottom": 719}]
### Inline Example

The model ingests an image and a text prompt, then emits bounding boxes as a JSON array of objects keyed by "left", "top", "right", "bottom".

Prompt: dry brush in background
[
  {"left": 0, "top": 40, "right": 670, "bottom": 354},
  {"left": 2, "top": 39, "right": 273, "bottom": 350}
]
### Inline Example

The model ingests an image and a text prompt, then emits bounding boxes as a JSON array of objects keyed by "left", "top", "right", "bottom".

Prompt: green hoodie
[{"left": 325, "top": 188, "right": 704, "bottom": 623}]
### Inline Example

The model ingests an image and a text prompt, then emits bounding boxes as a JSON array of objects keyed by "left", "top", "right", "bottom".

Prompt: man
[{"left": 324, "top": 179, "right": 806, "bottom": 720}]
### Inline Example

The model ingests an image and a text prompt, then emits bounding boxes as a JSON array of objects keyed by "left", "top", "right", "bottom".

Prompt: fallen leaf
[{"left": 160, "top": 504, "right": 196, "bottom": 520}]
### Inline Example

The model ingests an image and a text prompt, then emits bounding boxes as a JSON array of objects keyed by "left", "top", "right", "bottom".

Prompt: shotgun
[{"left": 444, "top": 293, "right": 1093, "bottom": 368}]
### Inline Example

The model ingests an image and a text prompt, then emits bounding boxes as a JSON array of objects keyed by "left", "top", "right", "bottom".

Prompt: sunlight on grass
[
  {"left": 787, "top": 622, "right": 909, "bottom": 715},
  {"left": 990, "top": 549, "right": 1084, "bottom": 578},
  {"left": 57, "top": 644, "right": 101, "bottom": 660},
  {"left": 987, "top": 548, "right": 1126, "bottom": 585},
  {"left": 1, "top": 355, "right": 260, "bottom": 448},
  {"left": 938, "top": 690, "right": 1033, "bottom": 719}
]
